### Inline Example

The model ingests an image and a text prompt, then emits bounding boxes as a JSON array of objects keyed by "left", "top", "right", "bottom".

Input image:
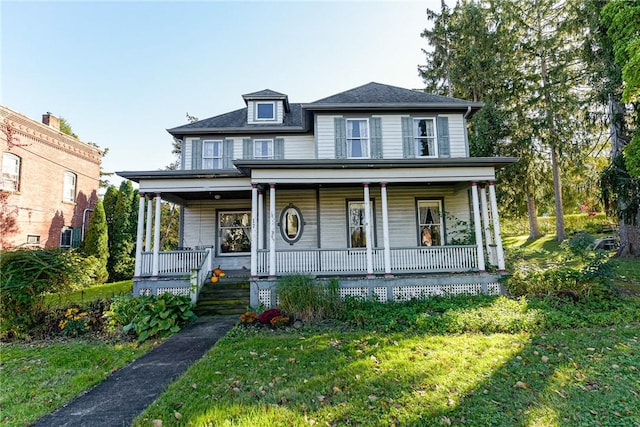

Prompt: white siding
[
  {"left": 316, "top": 114, "right": 338, "bottom": 159},
  {"left": 183, "top": 138, "right": 195, "bottom": 170},
  {"left": 283, "top": 135, "right": 315, "bottom": 159},
  {"left": 442, "top": 113, "right": 467, "bottom": 158},
  {"left": 315, "top": 113, "right": 469, "bottom": 160},
  {"left": 265, "top": 189, "right": 318, "bottom": 249},
  {"left": 318, "top": 185, "right": 471, "bottom": 248},
  {"left": 381, "top": 115, "right": 403, "bottom": 158}
]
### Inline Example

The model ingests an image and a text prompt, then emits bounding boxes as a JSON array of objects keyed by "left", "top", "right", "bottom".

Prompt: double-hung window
[
  {"left": 346, "top": 119, "right": 370, "bottom": 158},
  {"left": 417, "top": 200, "right": 443, "bottom": 246},
  {"left": 63, "top": 172, "right": 77, "bottom": 202},
  {"left": 60, "top": 227, "right": 73, "bottom": 248},
  {"left": 203, "top": 140, "right": 223, "bottom": 169},
  {"left": 2, "top": 152, "right": 21, "bottom": 191},
  {"left": 255, "top": 102, "right": 275, "bottom": 120},
  {"left": 254, "top": 139, "right": 274, "bottom": 159},
  {"left": 414, "top": 118, "right": 438, "bottom": 157}
]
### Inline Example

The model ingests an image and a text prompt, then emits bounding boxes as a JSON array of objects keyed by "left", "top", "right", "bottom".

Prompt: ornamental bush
[
  {"left": 276, "top": 275, "right": 344, "bottom": 322},
  {"left": 258, "top": 308, "right": 283, "bottom": 325},
  {"left": 104, "top": 293, "right": 196, "bottom": 343},
  {"left": 0, "top": 248, "right": 96, "bottom": 337}
]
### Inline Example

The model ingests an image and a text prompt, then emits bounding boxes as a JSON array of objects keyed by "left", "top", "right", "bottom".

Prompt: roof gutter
[{"left": 464, "top": 106, "right": 472, "bottom": 119}]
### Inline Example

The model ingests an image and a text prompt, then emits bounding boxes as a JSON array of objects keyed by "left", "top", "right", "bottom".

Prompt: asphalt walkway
[{"left": 33, "top": 315, "right": 237, "bottom": 427}]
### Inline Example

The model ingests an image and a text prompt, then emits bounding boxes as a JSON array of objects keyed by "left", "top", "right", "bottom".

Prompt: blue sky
[{"left": 2, "top": 0, "right": 441, "bottom": 186}]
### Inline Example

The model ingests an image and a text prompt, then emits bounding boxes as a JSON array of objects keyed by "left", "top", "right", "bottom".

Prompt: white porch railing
[
  {"left": 139, "top": 250, "right": 209, "bottom": 276},
  {"left": 190, "top": 248, "right": 213, "bottom": 302},
  {"left": 256, "top": 245, "right": 477, "bottom": 276}
]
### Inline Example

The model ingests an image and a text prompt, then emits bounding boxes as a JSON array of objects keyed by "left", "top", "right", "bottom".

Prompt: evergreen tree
[
  {"left": 82, "top": 199, "right": 109, "bottom": 283},
  {"left": 584, "top": 0, "right": 640, "bottom": 257},
  {"left": 103, "top": 185, "right": 118, "bottom": 252},
  {"left": 420, "top": 0, "right": 596, "bottom": 241},
  {"left": 108, "top": 180, "right": 136, "bottom": 280}
]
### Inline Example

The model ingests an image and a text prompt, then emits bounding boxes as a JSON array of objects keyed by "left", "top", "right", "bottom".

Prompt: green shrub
[
  {"left": 503, "top": 250, "right": 614, "bottom": 299},
  {"left": 565, "top": 231, "right": 596, "bottom": 258},
  {"left": 0, "top": 249, "right": 96, "bottom": 336},
  {"left": 82, "top": 199, "right": 109, "bottom": 283},
  {"left": 276, "top": 275, "right": 344, "bottom": 322},
  {"left": 501, "top": 213, "right": 615, "bottom": 236},
  {"left": 104, "top": 293, "right": 196, "bottom": 343}
]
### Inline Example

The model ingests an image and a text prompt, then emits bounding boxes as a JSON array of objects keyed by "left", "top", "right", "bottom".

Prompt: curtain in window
[{"left": 346, "top": 120, "right": 369, "bottom": 158}]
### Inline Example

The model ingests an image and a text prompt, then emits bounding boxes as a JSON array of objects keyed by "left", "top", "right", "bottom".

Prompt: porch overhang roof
[
  {"left": 117, "top": 170, "right": 245, "bottom": 183},
  {"left": 233, "top": 157, "right": 518, "bottom": 174}
]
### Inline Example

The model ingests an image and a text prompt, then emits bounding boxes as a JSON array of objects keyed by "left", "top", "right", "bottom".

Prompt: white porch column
[
  {"left": 488, "top": 181, "right": 506, "bottom": 272},
  {"left": 258, "top": 189, "right": 265, "bottom": 250},
  {"left": 471, "top": 182, "right": 486, "bottom": 272},
  {"left": 152, "top": 193, "right": 162, "bottom": 277},
  {"left": 380, "top": 183, "right": 392, "bottom": 277},
  {"left": 269, "top": 184, "right": 277, "bottom": 279},
  {"left": 363, "top": 183, "right": 374, "bottom": 278},
  {"left": 145, "top": 194, "right": 153, "bottom": 251},
  {"left": 250, "top": 184, "right": 259, "bottom": 279},
  {"left": 480, "top": 184, "right": 495, "bottom": 265},
  {"left": 134, "top": 193, "right": 146, "bottom": 277}
]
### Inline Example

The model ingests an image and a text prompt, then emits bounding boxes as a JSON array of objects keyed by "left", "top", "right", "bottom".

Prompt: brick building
[{"left": 1, "top": 106, "right": 103, "bottom": 249}]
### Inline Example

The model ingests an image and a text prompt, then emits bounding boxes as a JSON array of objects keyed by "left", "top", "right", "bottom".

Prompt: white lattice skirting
[{"left": 254, "top": 274, "right": 504, "bottom": 307}]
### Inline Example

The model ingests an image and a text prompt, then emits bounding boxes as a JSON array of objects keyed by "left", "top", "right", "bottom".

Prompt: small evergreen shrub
[{"left": 104, "top": 293, "right": 196, "bottom": 343}]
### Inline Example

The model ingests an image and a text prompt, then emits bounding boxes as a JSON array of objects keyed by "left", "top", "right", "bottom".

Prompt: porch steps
[{"left": 194, "top": 278, "right": 250, "bottom": 316}]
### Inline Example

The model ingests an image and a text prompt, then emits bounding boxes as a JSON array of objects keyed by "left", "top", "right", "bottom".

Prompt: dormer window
[{"left": 255, "top": 102, "right": 275, "bottom": 120}]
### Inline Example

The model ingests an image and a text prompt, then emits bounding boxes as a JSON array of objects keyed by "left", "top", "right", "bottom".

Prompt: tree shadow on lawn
[{"left": 135, "top": 299, "right": 640, "bottom": 426}]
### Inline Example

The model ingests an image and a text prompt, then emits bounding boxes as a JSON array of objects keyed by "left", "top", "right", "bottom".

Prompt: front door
[{"left": 217, "top": 210, "right": 251, "bottom": 255}]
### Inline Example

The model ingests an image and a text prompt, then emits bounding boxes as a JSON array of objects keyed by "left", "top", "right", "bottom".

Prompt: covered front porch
[{"left": 122, "top": 160, "right": 510, "bottom": 305}]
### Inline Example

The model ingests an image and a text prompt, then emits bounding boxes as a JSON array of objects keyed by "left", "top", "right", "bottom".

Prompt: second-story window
[
  {"left": 255, "top": 102, "right": 275, "bottom": 120},
  {"left": 2, "top": 152, "right": 21, "bottom": 192},
  {"left": 203, "top": 140, "right": 223, "bottom": 169},
  {"left": 413, "top": 118, "right": 438, "bottom": 157},
  {"left": 63, "top": 172, "right": 76, "bottom": 202},
  {"left": 254, "top": 139, "right": 274, "bottom": 159},
  {"left": 346, "top": 119, "right": 370, "bottom": 158}
]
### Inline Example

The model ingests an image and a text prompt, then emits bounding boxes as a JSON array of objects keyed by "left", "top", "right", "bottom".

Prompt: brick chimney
[{"left": 42, "top": 112, "right": 60, "bottom": 130}]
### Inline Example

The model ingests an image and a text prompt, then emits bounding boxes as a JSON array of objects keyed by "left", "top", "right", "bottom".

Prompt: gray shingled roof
[
  {"left": 309, "top": 82, "right": 473, "bottom": 105},
  {"left": 167, "top": 103, "right": 306, "bottom": 137},
  {"left": 167, "top": 82, "right": 481, "bottom": 137},
  {"left": 242, "top": 89, "right": 288, "bottom": 98}
]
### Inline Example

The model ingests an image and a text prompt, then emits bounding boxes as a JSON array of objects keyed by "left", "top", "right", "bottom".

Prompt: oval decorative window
[{"left": 279, "top": 204, "right": 304, "bottom": 245}]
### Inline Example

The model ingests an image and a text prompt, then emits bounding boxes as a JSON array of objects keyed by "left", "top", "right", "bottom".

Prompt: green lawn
[
  {"left": 44, "top": 280, "right": 133, "bottom": 307},
  {"left": 134, "top": 324, "right": 640, "bottom": 426},
  {"left": 0, "top": 339, "right": 154, "bottom": 427}
]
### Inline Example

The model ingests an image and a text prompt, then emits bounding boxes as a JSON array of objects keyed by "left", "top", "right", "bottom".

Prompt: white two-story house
[{"left": 118, "top": 83, "right": 516, "bottom": 307}]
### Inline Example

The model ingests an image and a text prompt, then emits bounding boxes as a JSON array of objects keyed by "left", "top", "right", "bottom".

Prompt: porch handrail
[
  {"left": 139, "top": 249, "right": 208, "bottom": 276},
  {"left": 190, "top": 248, "right": 213, "bottom": 303},
  {"left": 256, "top": 245, "right": 478, "bottom": 275}
]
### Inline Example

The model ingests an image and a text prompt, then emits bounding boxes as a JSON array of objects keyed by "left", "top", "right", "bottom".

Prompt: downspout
[
  {"left": 463, "top": 106, "right": 472, "bottom": 157},
  {"left": 82, "top": 208, "right": 94, "bottom": 241}
]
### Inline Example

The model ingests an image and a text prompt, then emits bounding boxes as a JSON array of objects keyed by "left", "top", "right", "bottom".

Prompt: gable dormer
[{"left": 242, "top": 89, "right": 290, "bottom": 125}]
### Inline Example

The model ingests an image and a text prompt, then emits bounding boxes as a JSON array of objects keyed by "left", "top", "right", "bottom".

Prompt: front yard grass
[
  {"left": 0, "top": 339, "right": 154, "bottom": 427},
  {"left": 44, "top": 280, "right": 133, "bottom": 307},
  {"left": 135, "top": 323, "right": 640, "bottom": 426}
]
